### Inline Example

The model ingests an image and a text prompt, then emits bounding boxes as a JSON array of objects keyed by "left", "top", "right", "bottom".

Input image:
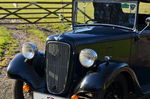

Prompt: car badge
[{"left": 49, "top": 45, "right": 59, "bottom": 56}]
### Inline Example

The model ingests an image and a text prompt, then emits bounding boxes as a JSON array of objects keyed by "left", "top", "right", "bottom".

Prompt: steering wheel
[{"left": 85, "top": 19, "right": 97, "bottom": 24}]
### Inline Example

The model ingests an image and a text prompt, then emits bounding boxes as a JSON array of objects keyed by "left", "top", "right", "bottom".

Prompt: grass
[
  {"left": 139, "top": 3, "right": 150, "bottom": 14},
  {"left": 50, "top": 23, "right": 72, "bottom": 33},
  {"left": 18, "top": 25, "right": 47, "bottom": 42},
  {"left": 76, "top": 2, "right": 94, "bottom": 24},
  {"left": 0, "top": 27, "right": 11, "bottom": 57},
  {"left": 0, "top": 26, "right": 18, "bottom": 66},
  {"left": 29, "top": 28, "right": 47, "bottom": 42}
]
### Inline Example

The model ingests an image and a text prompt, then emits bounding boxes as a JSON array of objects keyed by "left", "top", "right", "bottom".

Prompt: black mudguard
[
  {"left": 7, "top": 52, "right": 46, "bottom": 91},
  {"left": 77, "top": 61, "right": 140, "bottom": 93}
]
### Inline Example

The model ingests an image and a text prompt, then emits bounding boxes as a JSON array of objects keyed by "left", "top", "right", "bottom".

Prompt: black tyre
[
  {"left": 12, "top": 80, "right": 33, "bottom": 99},
  {"left": 94, "top": 74, "right": 129, "bottom": 99}
]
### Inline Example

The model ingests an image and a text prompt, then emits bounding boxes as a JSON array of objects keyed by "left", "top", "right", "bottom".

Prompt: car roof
[
  {"left": 74, "top": 0, "right": 150, "bottom": 3},
  {"left": 142, "top": 0, "right": 150, "bottom": 2}
]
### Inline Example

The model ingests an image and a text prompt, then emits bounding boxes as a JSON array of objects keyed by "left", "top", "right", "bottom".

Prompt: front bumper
[{"left": 33, "top": 92, "right": 69, "bottom": 99}]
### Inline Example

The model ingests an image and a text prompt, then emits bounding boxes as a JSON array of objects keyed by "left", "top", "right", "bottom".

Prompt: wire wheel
[
  {"left": 104, "top": 83, "right": 124, "bottom": 99},
  {"left": 93, "top": 74, "right": 129, "bottom": 99}
]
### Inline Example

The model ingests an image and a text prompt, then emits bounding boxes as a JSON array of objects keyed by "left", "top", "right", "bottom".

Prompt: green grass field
[
  {"left": 0, "top": 27, "right": 11, "bottom": 57},
  {"left": 0, "top": 26, "right": 18, "bottom": 66}
]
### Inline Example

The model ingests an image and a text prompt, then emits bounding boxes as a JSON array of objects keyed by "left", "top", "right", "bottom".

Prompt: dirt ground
[
  {"left": 0, "top": 67, "right": 14, "bottom": 99},
  {"left": 0, "top": 20, "right": 56, "bottom": 99}
]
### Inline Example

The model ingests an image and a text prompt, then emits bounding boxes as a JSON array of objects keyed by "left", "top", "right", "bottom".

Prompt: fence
[{"left": 0, "top": 1, "right": 72, "bottom": 24}]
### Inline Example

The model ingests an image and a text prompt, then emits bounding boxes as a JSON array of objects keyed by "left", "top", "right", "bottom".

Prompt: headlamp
[
  {"left": 79, "top": 49, "right": 98, "bottom": 68},
  {"left": 22, "top": 42, "right": 38, "bottom": 59}
]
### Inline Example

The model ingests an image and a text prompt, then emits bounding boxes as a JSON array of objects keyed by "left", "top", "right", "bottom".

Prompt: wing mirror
[
  {"left": 146, "top": 17, "right": 150, "bottom": 26},
  {"left": 139, "top": 17, "right": 150, "bottom": 35}
]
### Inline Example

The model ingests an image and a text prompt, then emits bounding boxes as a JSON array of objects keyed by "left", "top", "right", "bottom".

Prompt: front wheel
[
  {"left": 94, "top": 74, "right": 129, "bottom": 99},
  {"left": 12, "top": 80, "right": 33, "bottom": 99}
]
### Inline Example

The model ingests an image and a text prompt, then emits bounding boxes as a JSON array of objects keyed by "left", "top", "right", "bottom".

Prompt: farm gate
[{"left": 0, "top": 1, "right": 72, "bottom": 24}]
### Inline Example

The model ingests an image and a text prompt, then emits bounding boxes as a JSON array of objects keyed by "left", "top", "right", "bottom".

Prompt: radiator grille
[{"left": 46, "top": 42, "right": 70, "bottom": 94}]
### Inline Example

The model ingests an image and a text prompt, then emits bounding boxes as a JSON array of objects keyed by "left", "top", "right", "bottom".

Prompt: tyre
[
  {"left": 12, "top": 80, "right": 33, "bottom": 99},
  {"left": 94, "top": 74, "right": 129, "bottom": 99}
]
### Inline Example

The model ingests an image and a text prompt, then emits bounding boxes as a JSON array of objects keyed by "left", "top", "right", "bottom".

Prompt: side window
[
  {"left": 139, "top": 3, "right": 150, "bottom": 15},
  {"left": 121, "top": 3, "right": 136, "bottom": 26}
]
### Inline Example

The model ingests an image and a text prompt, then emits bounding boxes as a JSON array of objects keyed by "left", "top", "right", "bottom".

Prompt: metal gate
[{"left": 0, "top": 1, "right": 72, "bottom": 24}]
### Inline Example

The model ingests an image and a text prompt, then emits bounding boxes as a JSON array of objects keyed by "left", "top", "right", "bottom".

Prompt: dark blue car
[{"left": 7, "top": 0, "right": 150, "bottom": 99}]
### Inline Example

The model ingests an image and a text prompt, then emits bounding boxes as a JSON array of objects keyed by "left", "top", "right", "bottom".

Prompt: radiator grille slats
[{"left": 46, "top": 42, "right": 70, "bottom": 94}]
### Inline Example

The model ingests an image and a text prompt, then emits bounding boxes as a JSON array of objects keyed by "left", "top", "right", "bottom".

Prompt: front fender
[
  {"left": 77, "top": 61, "right": 140, "bottom": 93},
  {"left": 7, "top": 52, "right": 46, "bottom": 90}
]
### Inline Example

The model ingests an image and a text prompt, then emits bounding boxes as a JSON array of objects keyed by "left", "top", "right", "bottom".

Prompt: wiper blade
[{"left": 74, "top": 23, "right": 133, "bottom": 31}]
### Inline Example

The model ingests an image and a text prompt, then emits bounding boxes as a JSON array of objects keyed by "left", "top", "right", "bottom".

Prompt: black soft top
[
  {"left": 141, "top": 0, "right": 150, "bottom": 2},
  {"left": 74, "top": 0, "right": 150, "bottom": 3}
]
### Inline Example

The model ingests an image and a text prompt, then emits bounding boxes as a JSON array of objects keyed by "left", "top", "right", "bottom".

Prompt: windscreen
[{"left": 75, "top": 1, "right": 138, "bottom": 28}]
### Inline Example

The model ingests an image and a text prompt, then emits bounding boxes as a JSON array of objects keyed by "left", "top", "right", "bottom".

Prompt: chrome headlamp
[
  {"left": 22, "top": 42, "right": 38, "bottom": 59},
  {"left": 79, "top": 49, "right": 98, "bottom": 68}
]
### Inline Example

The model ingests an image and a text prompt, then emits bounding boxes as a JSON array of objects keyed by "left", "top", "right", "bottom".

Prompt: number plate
[{"left": 33, "top": 92, "right": 68, "bottom": 99}]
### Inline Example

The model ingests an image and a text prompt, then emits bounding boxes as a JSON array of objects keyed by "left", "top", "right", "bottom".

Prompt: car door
[
  {"left": 130, "top": 2, "right": 150, "bottom": 93},
  {"left": 130, "top": 29, "right": 150, "bottom": 93}
]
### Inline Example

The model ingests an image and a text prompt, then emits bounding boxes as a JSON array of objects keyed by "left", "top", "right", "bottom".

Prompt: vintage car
[{"left": 7, "top": 0, "right": 150, "bottom": 99}]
